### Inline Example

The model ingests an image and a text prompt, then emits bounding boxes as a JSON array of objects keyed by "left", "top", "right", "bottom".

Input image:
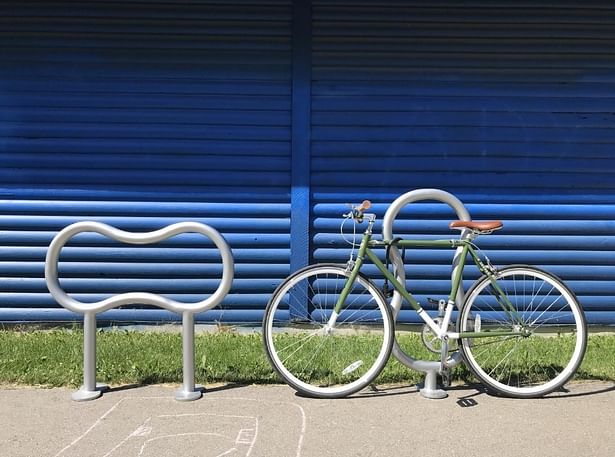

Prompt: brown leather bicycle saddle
[{"left": 449, "top": 220, "right": 503, "bottom": 232}]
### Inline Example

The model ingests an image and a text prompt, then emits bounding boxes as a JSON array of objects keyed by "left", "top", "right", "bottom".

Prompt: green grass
[{"left": 0, "top": 329, "right": 614, "bottom": 387}]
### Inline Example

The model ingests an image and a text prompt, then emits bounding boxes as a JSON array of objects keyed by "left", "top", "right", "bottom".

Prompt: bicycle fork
[{"left": 326, "top": 218, "right": 374, "bottom": 332}]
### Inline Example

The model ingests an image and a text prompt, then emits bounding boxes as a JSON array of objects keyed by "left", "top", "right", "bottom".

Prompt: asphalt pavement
[{"left": 1, "top": 381, "right": 614, "bottom": 457}]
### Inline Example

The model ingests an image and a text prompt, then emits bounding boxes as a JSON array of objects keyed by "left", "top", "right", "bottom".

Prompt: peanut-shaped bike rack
[
  {"left": 45, "top": 221, "right": 234, "bottom": 402},
  {"left": 382, "top": 189, "right": 471, "bottom": 399}
]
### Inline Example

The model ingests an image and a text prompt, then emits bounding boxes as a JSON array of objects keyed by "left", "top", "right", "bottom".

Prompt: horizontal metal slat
[
  {"left": 312, "top": 172, "right": 615, "bottom": 189},
  {"left": 312, "top": 110, "right": 615, "bottom": 128},
  {"left": 2, "top": 79, "right": 291, "bottom": 95},
  {"left": 0, "top": 232, "right": 289, "bottom": 247},
  {"left": 0, "top": 293, "right": 273, "bottom": 308},
  {"left": 1, "top": 34, "right": 291, "bottom": 51},
  {"left": 313, "top": 5, "right": 615, "bottom": 23},
  {"left": 0, "top": 201, "right": 290, "bottom": 216},
  {"left": 313, "top": 22, "right": 615, "bottom": 39},
  {"left": 314, "top": 38, "right": 615, "bottom": 55},
  {"left": 314, "top": 219, "right": 615, "bottom": 235},
  {"left": 0, "top": 109, "right": 291, "bottom": 125},
  {"left": 0, "top": 278, "right": 280, "bottom": 293},
  {"left": 2, "top": 93, "right": 291, "bottom": 110},
  {"left": 312, "top": 156, "right": 614, "bottom": 173},
  {"left": 0, "top": 187, "right": 291, "bottom": 204},
  {"left": 310, "top": 126, "right": 615, "bottom": 143},
  {"left": 0, "top": 170, "right": 291, "bottom": 187},
  {"left": 299, "top": 263, "right": 615, "bottom": 282},
  {"left": 312, "top": 95, "right": 615, "bottom": 112},
  {"left": 0, "top": 215, "right": 289, "bottom": 231},
  {"left": 1, "top": 247, "right": 290, "bottom": 262},
  {"left": 311, "top": 141, "right": 615, "bottom": 158},
  {"left": 314, "top": 233, "right": 615, "bottom": 250},
  {"left": 314, "top": 188, "right": 615, "bottom": 202},
  {"left": 2, "top": 155, "right": 290, "bottom": 172},
  {"left": 1, "top": 138, "right": 290, "bottom": 155},
  {"left": 313, "top": 248, "right": 615, "bottom": 265},
  {"left": 0, "top": 307, "right": 269, "bottom": 323},
  {"left": 314, "top": 202, "right": 615, "bottom": 218},
  {"left": 0, "top": 19, "right": 291, "bottom": 36},
  {"left": 0, "top": 262, "right": 290, "bottom": 278},
  {"left": 0, "top": 64, "right": 291, "bottom": 80},
  {"left": 312, "top": 81, "right": 615, "bottom": 98},
  {"left": 2, "top": 3, "right": 292, "bottom": 21},
  {"left": 1, "top": 123, "right": 290, "bottom": 141}
]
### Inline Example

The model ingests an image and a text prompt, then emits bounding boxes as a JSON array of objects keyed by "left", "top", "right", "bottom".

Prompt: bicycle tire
[
  {"left": 457, "top": 265, "right": 587, "bottom": 398},
  {"left": 262, "top": 264, "right": 395, "bottom": 398}
]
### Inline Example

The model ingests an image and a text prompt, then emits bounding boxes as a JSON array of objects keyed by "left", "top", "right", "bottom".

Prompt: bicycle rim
[
  {"left": 262, "top": 264, "right": 394, "bottom": 398},
  {"left": 458, "top": 265, "right": 587, "bottom": 398}
]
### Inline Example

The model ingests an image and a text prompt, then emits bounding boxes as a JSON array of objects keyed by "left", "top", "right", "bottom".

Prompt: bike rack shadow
[{"left": 45, "top": 221, "right": 234, "bottom": 402}]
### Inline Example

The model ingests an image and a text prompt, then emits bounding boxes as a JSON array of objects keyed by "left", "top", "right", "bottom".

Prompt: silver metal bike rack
[
  {"left": 45, "top": 221, "right": 234, "bottom": 402},
  {"left": 382, "top": 189, "right": 471, "bottom": 399}
]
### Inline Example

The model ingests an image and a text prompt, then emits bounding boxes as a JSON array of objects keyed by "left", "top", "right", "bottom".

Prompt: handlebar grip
[{"left": 357, "top": 200, "right": 372, "bottom": 212}]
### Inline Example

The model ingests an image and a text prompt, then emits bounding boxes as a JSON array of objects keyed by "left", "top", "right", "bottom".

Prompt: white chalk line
[
  {"left": 103, "top": 417, "right": 152, "bottom": 457},
  {"left": 53, "top": 396, "right": 130, "bottom": 457},
  {"left": 53, "top": 394, "right": 306, "bottom": 457},
  {"left": 105, "top": 413, "right": 252, "bottom": 457},
  {"left": 138, "top": 432, "right": 230, "bottom": 457}
]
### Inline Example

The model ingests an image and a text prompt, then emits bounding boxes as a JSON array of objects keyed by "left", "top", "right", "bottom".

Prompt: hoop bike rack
[
  {"left": 45, "top": 221, "right": 234, "bottom": 402},
  {"left": 382, "top": 188, "right": 472, "bottom": 399}
]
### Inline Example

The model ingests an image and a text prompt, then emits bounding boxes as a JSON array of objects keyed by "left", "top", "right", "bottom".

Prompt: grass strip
[{"left": 0, "top": 330, "right": 614, "bottom": 387}]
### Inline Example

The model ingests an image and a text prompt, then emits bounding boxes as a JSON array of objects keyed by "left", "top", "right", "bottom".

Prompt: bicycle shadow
[{"left": 297, "top": 380, "right": 615, "bottom": 407}]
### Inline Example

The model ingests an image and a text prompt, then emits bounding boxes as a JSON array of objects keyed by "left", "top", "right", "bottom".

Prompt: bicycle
[{"left": 262, "top": 200, "right": 587, "bottom": 399}]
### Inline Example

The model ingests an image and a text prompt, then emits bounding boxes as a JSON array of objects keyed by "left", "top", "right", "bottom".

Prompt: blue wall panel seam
[{"left": 289, "top": 0, "right": 312, "bottom": 319}]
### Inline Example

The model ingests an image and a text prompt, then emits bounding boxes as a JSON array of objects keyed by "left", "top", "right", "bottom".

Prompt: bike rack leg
[
  {"left": 420, "top": 370, "right": 447, "bottom": 400},
  {"left": 175, "top": 311, "right": 204, "bottom": 401},
  {"left": 392, "top": 342, "right": 448, "bottom": 399},
  {"left": 72, "top": 312, "right": 108, "bottom": 401}
]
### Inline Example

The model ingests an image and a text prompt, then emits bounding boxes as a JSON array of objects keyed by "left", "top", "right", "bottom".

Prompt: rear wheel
[
  {"left": 262, "top": 264, "right": 394, "bottom": 398},
  {"left": 457, "top": 265, "right": 587, "bottom": 398}
]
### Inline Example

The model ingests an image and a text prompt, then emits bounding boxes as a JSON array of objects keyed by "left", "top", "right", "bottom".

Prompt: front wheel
[
  {"left": 457, "top": 265, "right": 587, "bottom": 398},
  {"left": 262, "top": 264, "right": 394, "bottom": 398}
]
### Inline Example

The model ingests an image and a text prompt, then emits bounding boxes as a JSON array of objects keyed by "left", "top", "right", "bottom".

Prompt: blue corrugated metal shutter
[
  {"left": 3, "top": 1, "right": 615, "bottom": 326},
  {"left": 0, "top": 1, "right": 292, "bottom": 322},
  {"left": 311, "top": 1, "right": 615, "bottom": 325}
]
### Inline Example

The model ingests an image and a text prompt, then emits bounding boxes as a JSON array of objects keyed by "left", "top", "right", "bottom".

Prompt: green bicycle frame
[{"left": 333, "top": 230, "right": 523, "bottom": 339}]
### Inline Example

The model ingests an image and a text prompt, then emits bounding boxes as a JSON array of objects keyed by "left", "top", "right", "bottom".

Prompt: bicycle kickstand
[{"left": 440, "top": 338, "right": 451, "bottom": 388}]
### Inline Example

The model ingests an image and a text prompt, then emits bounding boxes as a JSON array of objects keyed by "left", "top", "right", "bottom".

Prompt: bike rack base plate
[
  {"left": 72, "top": 383, "right": 109, "bottom": 402},
  {"left": 175, "top": 384, "right": 205, "bottom": 402},
  {"left": 419, "top": 386, "right": 448, "bottom": 400}
]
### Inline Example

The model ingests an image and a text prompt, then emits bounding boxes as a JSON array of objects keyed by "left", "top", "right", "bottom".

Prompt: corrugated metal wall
[
  {"left": 0, "top": 0, "right": 293, "bottom": 322},
  {"left": 2, "top": 1, "right": 615, "bottom": 324},
  {"left": 311, "top": 1, "right": 615, "bottom": 325}
]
